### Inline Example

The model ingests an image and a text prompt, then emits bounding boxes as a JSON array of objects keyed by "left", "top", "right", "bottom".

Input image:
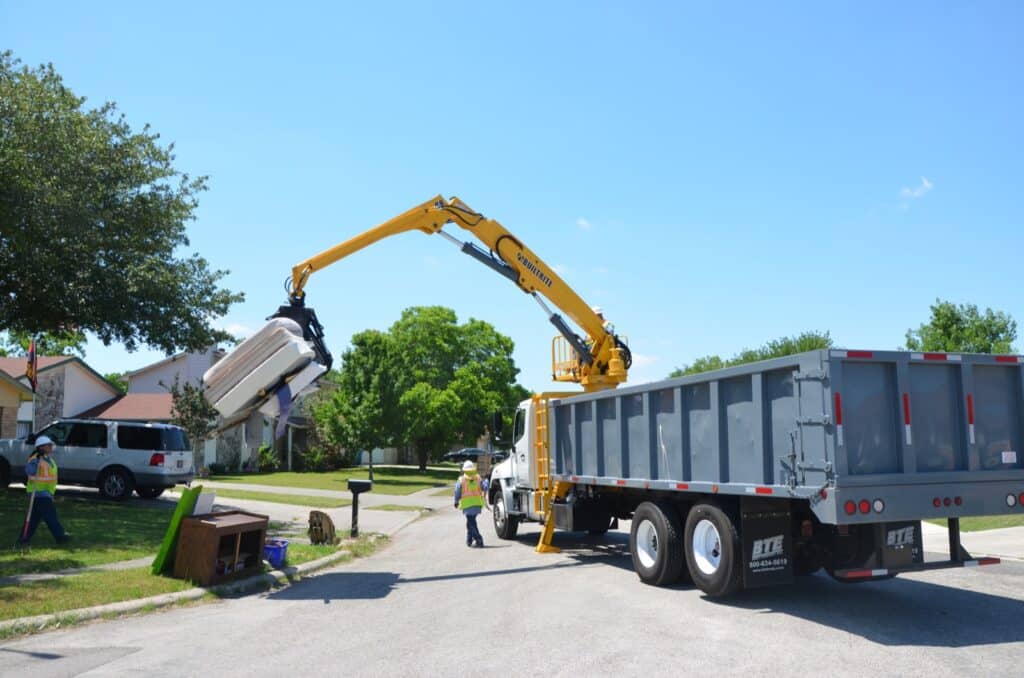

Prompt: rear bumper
[
  {"left": 135, "top": 471, "right": 195, "bottom": 487},
  {"left": 833, "top": 556, "right": 1001, "bottom": 581},
  {"left": 817, "top": 479, "right": 1024, "bottom": 524}
]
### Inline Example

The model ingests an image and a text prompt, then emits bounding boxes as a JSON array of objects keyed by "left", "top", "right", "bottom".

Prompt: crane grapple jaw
[{"left": 201, "top": 299, "right": 332, "bottom": 421}]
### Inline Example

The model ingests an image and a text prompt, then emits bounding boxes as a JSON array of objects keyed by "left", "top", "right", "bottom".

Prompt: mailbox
[{"left": 347, "top": 479, "right": 372, "bottom": 537}]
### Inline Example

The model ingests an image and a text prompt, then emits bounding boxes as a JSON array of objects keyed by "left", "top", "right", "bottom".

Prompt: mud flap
[
  {"left": 741, "top": 497, "right": 793, "bottom": 589},
  {"left": 877, "top": 520, "right": 924, "bottom": 569}
]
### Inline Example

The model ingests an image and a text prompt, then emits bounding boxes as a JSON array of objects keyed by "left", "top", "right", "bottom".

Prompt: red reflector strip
[
  {"left": 995, "top": 356, "right": 1020, "bottom": 363},
  {"left": 903, "top": 393, "right": 911, "bottom": 425},
  {"left": 615, "top": 480, "right": 626, "bottom": 486},
  {"left": 839, "top": 568, "right": 889, "bottom": 579},
  {"left": 923, "top": 352, "right": 947, "bottom": 360},
  {"left": 846, "top": 350, "right": 874, "bottom": 359},
  {"left": 755, "top": 487, "right": 773, "bottom": 495},
  {"left": 676, "top": 483, "right": 689, "bottom": 490},
  {"left": 965, "top": 557, "right": 1001, "bottom": 567},
  {"left": 833, "top": 392, "right": 843, "bottom": 425},
  {"left": 966, "top": 395, "right": 974, "bottom": 424}
]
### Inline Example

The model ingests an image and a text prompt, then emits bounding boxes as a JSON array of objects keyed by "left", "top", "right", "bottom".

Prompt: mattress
[
  {"left": 204, "top": 318, "right": 316, "bottom": 418},
  {"left": 258, "top": 360, "right": 327, "bottom": 418}
]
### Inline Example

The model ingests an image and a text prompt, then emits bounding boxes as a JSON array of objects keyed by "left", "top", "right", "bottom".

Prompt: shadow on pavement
[
  {"left": 711, "top": 571, "right": 1024, "bottom": 647},
  {"left": 266, "top": 561, "right": 587, "bottom": 603}
]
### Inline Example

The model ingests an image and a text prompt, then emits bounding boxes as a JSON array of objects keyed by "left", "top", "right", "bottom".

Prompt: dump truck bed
[{"left": 550, "top": 349, "right": 1024, "bottom": 524}]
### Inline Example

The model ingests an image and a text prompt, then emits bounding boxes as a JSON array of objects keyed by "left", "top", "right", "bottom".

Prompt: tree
[
  {"left": 670, "top": 331, "right": 833, "bottom": 377},
  {"left": 313, "top": 306, "right": 530, "bottom": 471},
  {"left": 104, "top": 372, "right": 127, "bottom": 394},
  {"left": 906, "top": 300, "right": 1017, "bottom": 354},
  {"left": 0, "top": 51, "right": 242, "bottom": 353},
  {"left": 167, "top": 377, "right": 219, "bottom": 469},
  {"left": 0, "top": 329, "right": 86, "bottom": 357}
]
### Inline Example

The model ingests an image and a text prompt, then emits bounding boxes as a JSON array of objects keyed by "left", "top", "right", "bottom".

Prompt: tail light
[
  {"left": 1019, "top": 492, "right": 1024, "bottom": 506},
  {"left": 1007, "top": 494, "right": 1017, "bottom": 508},
  {"left": 954, "top": 496, "right": 963, "bottom": 506},
  {"left": 149, "top": 453, "right": 165, "bottom": 467},
  {"left": 872, "top": 499, "right": 885, "bottom": 513},
  {"left": 844, "top": 500, "right": 856, "bottom": 515},
  {"left": 943, "top": 497, "right": 952, "bottom": 507},
  {"left": 933, "top": 497, "right": 942, "bottom": 508},
  {"left": 858, "top": 500, "right": 871, "bottom": 514}
]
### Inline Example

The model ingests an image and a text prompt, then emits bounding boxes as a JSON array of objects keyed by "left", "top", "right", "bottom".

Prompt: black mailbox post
[{"left": 348, "top": 479, "right": 372, "bottom": 537}]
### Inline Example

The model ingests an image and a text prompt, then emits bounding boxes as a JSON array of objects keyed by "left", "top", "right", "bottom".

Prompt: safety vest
[
  {"left": 26, "top": 457, "right": 58, "bottom": 495},
  {"left": 458, "top": 476, "right": 484, "bottom": 510}
]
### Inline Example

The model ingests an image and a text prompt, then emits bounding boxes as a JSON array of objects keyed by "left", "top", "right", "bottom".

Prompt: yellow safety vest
[
  {"left": 458, "top": 476, "right": 484, "bottom": 510},
  {"left": 26, "top": 457, "right": 58, "bottom": 495}
]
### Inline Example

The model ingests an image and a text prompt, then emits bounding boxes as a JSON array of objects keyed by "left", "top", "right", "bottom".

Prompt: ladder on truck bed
[{"left": 533, "top": 394, "right": 572, "bottom": 554}]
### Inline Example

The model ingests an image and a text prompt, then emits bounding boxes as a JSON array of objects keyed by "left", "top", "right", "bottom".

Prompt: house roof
[
  {"left": 76, "top": 393, "right": 175, "bottom": 421},
  {"left": 125, "top": 347, "right": 226, "bottom": 379},
  {"left": 0, "top": 370, "right": 33, "bottom": 400},
  {"left": 0, "top": 355, "right": 74, "bottom": 379}
]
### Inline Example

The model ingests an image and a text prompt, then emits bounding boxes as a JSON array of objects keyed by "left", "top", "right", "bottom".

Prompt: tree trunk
[{"left": 417, "top": 444, "right": 428, "bottom": 472}]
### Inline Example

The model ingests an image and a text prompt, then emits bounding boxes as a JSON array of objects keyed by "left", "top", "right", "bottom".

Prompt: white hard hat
[
  {"left": 462, "top": 460, "right": 477, "bottom": 472},
  {"left": 34, "top": 435, "right": 55, "bottom": 448}
]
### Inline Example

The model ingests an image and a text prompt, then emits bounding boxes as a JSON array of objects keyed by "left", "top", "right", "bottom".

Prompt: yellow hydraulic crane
[{"left": 276, "top": 195, "right": 631, "bottom": 391}]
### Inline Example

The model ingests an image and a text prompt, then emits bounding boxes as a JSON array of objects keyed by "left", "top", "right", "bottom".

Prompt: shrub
[
  {"left": 208, "top": 462, "right": 227, "bottom": 475},
  {"left": 258, "top": 444, "right": 280, "bottom": 473}
]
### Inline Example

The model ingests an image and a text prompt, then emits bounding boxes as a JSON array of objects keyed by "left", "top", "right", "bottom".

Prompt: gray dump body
[{"left": 550, "top": 349, "right": 1024, "bottom": 525}]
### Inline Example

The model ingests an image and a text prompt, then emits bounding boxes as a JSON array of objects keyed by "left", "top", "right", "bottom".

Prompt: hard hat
[
  {"left": 34, "top": 435, "right": 55, "bottom": 448},
  {"left": 462, "top": 460, "right": 477, "bottom": 472}
]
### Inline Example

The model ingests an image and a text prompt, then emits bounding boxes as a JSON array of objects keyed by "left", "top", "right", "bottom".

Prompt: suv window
[
  {"left": 38, "top": 422, "right": 73, "bottom": 445},
  {"left": 67, "top": 423, "right": 108, "bottom": 447},
  {"left": 117, "top": 426, "right": 189, "bottom": 451}
]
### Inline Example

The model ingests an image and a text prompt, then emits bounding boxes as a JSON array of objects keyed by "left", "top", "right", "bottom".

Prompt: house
[
  {"left": 0, "top": 370, "right": 33, "bottom": 438},
  {"left": 0, "top": 355, "right": 122, "bottom": 437}
]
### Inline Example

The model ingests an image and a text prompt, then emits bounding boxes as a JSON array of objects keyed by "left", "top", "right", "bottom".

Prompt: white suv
[{"left": 0, "top": 419, "right": 194, "bottom": 500}]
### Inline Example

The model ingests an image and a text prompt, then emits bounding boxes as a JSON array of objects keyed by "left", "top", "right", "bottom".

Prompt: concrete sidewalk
[{"left": 921, "top": 521, "right": 1024, "bottom": 561}]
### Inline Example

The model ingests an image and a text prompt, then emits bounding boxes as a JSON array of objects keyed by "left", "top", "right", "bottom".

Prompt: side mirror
[{"left": 25, "top": 433, "right": 37, "bottom": 445}]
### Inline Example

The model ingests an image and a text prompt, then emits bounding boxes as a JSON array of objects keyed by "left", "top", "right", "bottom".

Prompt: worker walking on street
[
  {"left": 454, "top": 460, "right": 487, "bottom": 548},
  {"left": 15, "top": 436, "right": 71, "bottom": 547}
]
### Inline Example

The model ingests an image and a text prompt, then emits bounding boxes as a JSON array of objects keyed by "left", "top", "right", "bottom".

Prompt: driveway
[{"left": 1, "top": 507, "right": 1022, "bottom": 677}]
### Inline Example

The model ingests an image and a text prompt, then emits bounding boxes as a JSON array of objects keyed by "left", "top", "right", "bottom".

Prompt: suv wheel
[
  {"left": 99, "top": 468, "right": 135, "bottom": 501},
  {"left": 135, "top": 487, "right": 166, "bottom": 499}
]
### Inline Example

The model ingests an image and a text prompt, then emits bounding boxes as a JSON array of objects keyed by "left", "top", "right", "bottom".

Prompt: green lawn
[
  {"left": 0, "top": 489, "right": 173, "bottom": 577},
  {"left": 284, "top": 534, "right": 384, "bottom": 567},
  {"left": 0, "top": 567, "right": 194, "bottom": 622},
  {"left": 201, "top": 488, "right": 351, "bottom": 509},
  {"left": 926, "top": 515, "right": 1024, "bottom": 532},
  {"left": 212, "top": 467, "right": 459, "bottom": 496}
]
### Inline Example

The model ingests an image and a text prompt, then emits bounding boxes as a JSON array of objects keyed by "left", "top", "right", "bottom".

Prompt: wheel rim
[
  {"left": 494, "top": 496, "right": 506, "bottom": 530},
  {"left": 105, "top": 474, "right": 125, "bottom": 497},
  {"left": 635, "top": 519, "right": 659, "bottom": 569},
  {"left": 692, "top": 518, "right": 722, "bottom": 575}
]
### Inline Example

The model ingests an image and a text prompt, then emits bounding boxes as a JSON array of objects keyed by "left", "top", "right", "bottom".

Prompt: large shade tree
[
  {"left": 906, "top": 300, "right": 1016, "bottom": 354},
  {"left": 0, "top": 51, "right": 241, "bottom": 353}
]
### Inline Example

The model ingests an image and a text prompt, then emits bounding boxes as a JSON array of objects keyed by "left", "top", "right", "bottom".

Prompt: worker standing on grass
[
  {"left": 454, "top": 460, "right": 487, "bottom": 548},
  {"left": 15, "top": 436, "right": 71, "bottom": 547}
]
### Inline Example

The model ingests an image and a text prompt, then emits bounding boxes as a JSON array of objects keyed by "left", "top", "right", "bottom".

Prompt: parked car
[
  {"left": 0, "top": 418, "right": 194, "bottom": 500},
  {"left": 443, "top": 447, "right": 509, "bottom": 464}
]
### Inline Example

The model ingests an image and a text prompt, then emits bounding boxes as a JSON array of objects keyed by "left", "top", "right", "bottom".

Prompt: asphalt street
[{"left": 2, "top": 506, "right": 1022, "bottom": 678}]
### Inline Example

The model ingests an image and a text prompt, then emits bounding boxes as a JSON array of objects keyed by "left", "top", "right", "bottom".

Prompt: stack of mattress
[{"left": 203, "top": 318, "right": 323, "bottom": 418}]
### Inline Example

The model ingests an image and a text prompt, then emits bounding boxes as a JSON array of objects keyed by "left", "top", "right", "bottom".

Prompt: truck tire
[
  {"left": 135, "top": 486, "right": 166, "bottom": 499},
  {"left": 629, "top": 501, "right": 685, "bottom": 586},
  {"left": 492, "top": 492, "right": 519, "bottom": 539},
  {"left": 98, "top": 467, "right": 135, "bottom": 501},
  {"left": 684, "top": 502, "right": 743, "bottom": 597}
]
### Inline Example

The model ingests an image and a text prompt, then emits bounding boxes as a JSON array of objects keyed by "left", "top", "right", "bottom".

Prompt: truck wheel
[
  {"left": 99, "top": 467, "right": 135, "bottom": 501},
  {"left": 684, "top": 502, "right": 743, "bottom": 597},
  {"left": 629, "top": 501, "right": 685, "bottom": 586},
  {"left": 492, "top": 492, "right": 519, "bottom": 539}
]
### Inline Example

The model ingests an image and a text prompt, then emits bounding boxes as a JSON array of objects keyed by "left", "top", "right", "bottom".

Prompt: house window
[{"left": 16, "top": 422, "right": 32, "bottom": 438}]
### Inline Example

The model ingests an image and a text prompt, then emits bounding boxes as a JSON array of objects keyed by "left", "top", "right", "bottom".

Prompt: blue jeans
[
  {"left": 465, "top": 513, "right": 483, "bottom": 546},
  {"left": 17, "top": 494, "right": 68, "bottom": 544}
]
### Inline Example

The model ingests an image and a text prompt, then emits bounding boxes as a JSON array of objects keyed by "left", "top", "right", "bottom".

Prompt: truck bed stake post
[{"left": 949, "top": 517, "right": 964, "bottom": 563}]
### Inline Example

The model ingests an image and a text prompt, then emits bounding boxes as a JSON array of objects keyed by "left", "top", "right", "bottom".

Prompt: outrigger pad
[{"left": 202, "top": 318, "right": 317, "bottom": 418}]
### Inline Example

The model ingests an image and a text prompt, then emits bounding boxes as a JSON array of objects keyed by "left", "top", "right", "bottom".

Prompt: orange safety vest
[{"left": 458, "top": 476, "right": 484, "bottom": 510}]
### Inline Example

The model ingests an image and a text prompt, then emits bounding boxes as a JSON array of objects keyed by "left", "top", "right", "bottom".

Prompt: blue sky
[{"left": 3, "top": 1, "right": 1022, "bottom": 391}]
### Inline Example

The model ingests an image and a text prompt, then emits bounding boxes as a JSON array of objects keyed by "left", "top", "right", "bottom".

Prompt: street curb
[{"left": 0, "top": 533, "right": 389, "bottom": 637}]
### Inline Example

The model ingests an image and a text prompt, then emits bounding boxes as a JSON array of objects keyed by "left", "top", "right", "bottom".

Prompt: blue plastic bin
[{"left": 263, "top": 539, "right": 289, "bottom": 568}]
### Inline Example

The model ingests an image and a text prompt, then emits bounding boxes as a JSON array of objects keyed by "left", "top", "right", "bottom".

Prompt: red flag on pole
[{"left": 26, "top": 338, "right": 38, "bottom": 392}]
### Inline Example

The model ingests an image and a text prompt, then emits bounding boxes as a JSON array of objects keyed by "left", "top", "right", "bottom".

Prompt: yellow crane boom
[{"left": 284, "top": 195, "right": 630, "bottom": 391}]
